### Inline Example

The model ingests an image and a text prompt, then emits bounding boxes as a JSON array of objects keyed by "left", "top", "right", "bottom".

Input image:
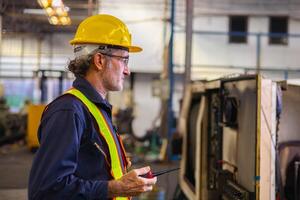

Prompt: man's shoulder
[{"left": 44, "top": 94, "right": 88, "bottom": 116}]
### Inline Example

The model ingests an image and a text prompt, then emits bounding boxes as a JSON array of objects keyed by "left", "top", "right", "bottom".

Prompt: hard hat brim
[{"left": 128, "top": 46, "right": 143, "bottom": 53}]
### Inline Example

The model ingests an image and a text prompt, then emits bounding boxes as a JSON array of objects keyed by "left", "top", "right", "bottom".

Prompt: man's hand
[{"left": 107, "top": 166, "right": 157, "bottom": 197}]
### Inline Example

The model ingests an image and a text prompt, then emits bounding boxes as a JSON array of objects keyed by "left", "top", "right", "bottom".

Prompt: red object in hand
[{"left": 141, "top": 170, "right": 154, "bottom": 178}]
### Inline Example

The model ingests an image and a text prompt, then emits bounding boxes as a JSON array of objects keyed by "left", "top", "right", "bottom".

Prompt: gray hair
[{"left": 67, "top": 45, "right": 118, "bottom": 77}]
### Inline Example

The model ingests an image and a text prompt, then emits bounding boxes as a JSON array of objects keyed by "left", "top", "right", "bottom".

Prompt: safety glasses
[{"left": 100, "top": 52, "right": 129, "bottom": 66}]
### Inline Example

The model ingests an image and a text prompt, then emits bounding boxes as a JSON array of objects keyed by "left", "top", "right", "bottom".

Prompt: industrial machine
[
  {"left": 0, "top": 86, "right": 27, "bottom": 146},
  {"left": 178, "top": 74, "right": 291, "bottom": 200},
  {"left": 0, "top": 99, "right": 27, "bottom": 146}
]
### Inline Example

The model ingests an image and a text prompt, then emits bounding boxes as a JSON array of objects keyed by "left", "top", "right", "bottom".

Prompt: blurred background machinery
[
  {"left": 176, "top": 75, "right": 300, "bottom": 200},
  {"left": 0, "top": 83, "right": 27, "bottom": 147}
]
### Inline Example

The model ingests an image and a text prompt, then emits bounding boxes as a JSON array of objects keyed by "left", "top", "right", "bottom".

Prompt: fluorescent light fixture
[{"left": 23, "top": 9, "right": 45, "bottom": 15}]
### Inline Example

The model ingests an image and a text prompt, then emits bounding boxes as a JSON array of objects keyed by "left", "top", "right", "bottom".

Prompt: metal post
[
  {"left": 184, "top": 0, "right": 193, "bottom": 90},
  {"left": 284, "top": 70, "right": 288, "bottom": 80},
  {"left": 37, "top": 35, "right": 42, "bottom": 71},
  {"left": 58, "top": 71, "right": 63, "bottom": 95},
  {"left": 40, "top": 70, "right": 47, "bottom": 103},
  {"left": 49, "top": 34, "right": 53, "bottom": 70},
  {"left": 88, "top": 0, "right": 93, "bottom": 16},
  {"left": 256, "top": 33, "right": 261, "bottom": 74},
  {"left": 20, "top": 37, "right": 25, "bottom": 77},
  {"left": 163, "top": 0, "right": 168, "bottom": 45},
  {"left": 167, "top": 0, "right": 175, "bottom": 160}
]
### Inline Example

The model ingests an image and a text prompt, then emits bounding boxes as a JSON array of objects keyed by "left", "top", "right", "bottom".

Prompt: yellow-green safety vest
[{"left": 66, "top": 88, "right": 129, "bottom": 200}]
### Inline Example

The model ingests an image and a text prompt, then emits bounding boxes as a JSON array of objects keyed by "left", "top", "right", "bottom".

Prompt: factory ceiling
[{"left": 0, "top": 0, "right": 98, "bottom": 34}]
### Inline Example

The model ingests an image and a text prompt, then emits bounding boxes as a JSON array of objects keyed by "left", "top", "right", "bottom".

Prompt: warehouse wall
[
  {"left": 192, "top": 0, "right": 300, "bottom": 15},
  {"left": 173, "top": 16, "right": 300, "bottom": 81},
  {"left": 98, "top": 2, "right": 166, "bottom": 73}
]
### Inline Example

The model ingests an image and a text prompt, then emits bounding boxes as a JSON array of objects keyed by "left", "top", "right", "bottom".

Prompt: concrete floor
[
  {"left": 0, "top": 143, "right": 179, "bottom": 200},
  {"left": 0, "top": 144, "right": 32, "bottom": 200}
]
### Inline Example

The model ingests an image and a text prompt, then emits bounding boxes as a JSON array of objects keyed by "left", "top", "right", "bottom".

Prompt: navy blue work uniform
[{"left": 28, "top": 77, "right": 125, "bottom": 200}]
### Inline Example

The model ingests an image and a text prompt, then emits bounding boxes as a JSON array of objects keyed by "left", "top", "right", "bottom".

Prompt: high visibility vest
[{"left": 66, "top": 88, "right": 129, "bottom": 200}]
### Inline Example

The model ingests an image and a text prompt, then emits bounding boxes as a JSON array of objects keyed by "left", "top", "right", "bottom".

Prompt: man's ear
[{"left": 93, "top": 53, "right": 104, "bottom": 71}]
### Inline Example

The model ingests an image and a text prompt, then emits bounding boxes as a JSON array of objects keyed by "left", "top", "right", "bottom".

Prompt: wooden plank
[{"left": 259, "top": 77, "right": 274, "bottom": 200}]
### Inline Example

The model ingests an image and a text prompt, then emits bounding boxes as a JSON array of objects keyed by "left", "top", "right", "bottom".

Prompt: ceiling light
[
  {"left": 23, "top": 9, "right": 45, "bottom": 15},
  {"left": 60, "top": 16, "right": 71, "bottom": 25},
  {"left": 55, "top": 7, "right": 67, "bottom": 16},
  {"left": 52, "top": 0, "right": 63, "bottom": 7},
  {"left": 64, "top": 7, "right": 70, "bottom": 12},
  {"left": 49, "top": 16, "right": 59, "bottom": 25},
  {"left": 38, "top": 0, "right": 51, "bottom": 8},
  {"left": 46, "top": 7, "right": 55, "bottom": 16}
]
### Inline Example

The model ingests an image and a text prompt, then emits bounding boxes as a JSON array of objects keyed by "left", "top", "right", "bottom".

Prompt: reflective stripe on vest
[{"left": 65, "top": 88, "right": 128, "bottom": 200}]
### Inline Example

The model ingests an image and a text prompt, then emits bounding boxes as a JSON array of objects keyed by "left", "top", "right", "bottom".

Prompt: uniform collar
[{"left": 72, "top": 77, "right": 112, "bottom": 110}]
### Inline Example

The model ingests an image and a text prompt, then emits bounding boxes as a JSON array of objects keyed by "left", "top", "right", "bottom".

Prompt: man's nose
[{"left": 124, "top": 65, "right": 130, "bottom": 76}]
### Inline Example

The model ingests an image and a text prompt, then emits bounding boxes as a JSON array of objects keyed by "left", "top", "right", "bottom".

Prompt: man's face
[{"left": 101, "top": 49, "right": 130, "bottom": 91}]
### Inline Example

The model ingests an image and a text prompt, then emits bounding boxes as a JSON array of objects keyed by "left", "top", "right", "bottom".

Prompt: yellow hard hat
[{"left": 70, "top": 14, "right": 142, "bottom": 53}]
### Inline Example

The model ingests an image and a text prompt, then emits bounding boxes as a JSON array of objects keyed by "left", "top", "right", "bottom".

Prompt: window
[
  {"left": 229, "top": 16, "right": 248, "bottom": 43},
  {"left": 269, "top": 17, "right": 288, "bottom": 45}
]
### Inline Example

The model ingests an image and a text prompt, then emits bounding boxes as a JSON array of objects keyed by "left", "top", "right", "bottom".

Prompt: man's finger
[
  {"left": 134, "top": 166, "right": 151, "bottom": 176},
  {"left": 144, "top": 177, "right": 157, "bottom": 185}
]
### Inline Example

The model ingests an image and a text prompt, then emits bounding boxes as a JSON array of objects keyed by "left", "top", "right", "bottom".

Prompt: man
[{"left": 28, "top": 14, "right": 157, "bottom": 200}]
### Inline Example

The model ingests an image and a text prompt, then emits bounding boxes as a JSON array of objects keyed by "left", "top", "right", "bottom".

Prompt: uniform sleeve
[{"left": 28, "top": 109, "right": 108, "bottom": 200}]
